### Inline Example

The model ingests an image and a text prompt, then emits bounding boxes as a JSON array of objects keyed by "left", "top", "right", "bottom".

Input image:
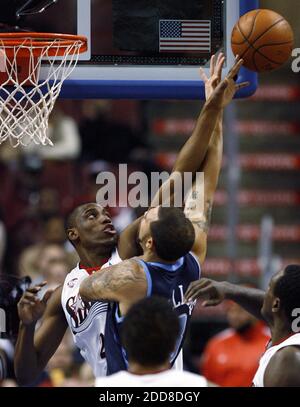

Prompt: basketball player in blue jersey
[
  {"left": 79, "top": 57, "right": 237, "bottom": 375},
  {"left": 14, "top": 55, "right": 247, "bottom": 383}
]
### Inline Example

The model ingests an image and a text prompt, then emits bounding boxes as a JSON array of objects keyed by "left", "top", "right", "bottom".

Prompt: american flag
[{"left": 159, "top": 20, "right": 211, "bottom": 52}]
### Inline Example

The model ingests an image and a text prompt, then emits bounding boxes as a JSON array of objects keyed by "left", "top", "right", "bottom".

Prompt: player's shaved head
[{"left": 65, "top": 204, "right": 87, "bottom": 231}]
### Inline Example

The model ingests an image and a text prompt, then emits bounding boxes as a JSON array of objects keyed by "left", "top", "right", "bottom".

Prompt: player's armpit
[
  {"left": 185, "top": 198, "right": 213, "bottom": 265},
  {"left": 79, "top": 260, "right": 148, "bottom": 312},
  {"left": 264, "top": 346, "right": 300, "bottom": 387}
]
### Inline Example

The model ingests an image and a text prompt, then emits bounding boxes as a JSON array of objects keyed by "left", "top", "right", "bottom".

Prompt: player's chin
[{"left": 102, "top": 232, "right": 118, "bottom": 249}]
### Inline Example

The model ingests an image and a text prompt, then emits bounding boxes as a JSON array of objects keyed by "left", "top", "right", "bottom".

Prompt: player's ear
[
  {"left": 272, "top": 297, "right": 281, "bottom": 314},
  {"left": 146, "top": 236, "right": 154, "bottom": 250},
  {"left": 67, "top": 227, "right": 79, "bottom": 244}
]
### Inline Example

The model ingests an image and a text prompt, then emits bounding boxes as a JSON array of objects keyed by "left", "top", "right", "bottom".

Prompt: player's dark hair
[
  {"left": 273, "top": 265, "right": 300, "bottom": 323},
  {"left": 149, "top": 207, "right": 195, "bottom": 261},
  {"left": 64, "top": 205, "right": 86, "bottom": 245},
  {"left": 121, "top": 296, "right": 179, "bottom": 367},
  {"left": 65, "top": 207, "right": 79, "bottom": 232}
]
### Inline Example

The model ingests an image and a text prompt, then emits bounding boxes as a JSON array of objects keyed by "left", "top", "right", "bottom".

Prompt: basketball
[{"left": 231, "top": 9, "right": 294, "bottom": 72}]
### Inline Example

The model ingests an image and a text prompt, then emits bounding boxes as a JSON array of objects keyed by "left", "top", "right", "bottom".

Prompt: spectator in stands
[
  {"left": 79, "top": 100, "right": 145, "bottom": 163},
  {"left": 23, "top": 105, "right": 81, "bottom": 160},
  {"left": 200, "top": 300, "right": 270, "bottom": 387},
  {"left": 19, "top": 242, "right": 76, "bottom": 282},
  {"left": 47, "top": 332, "right": 94, "bottom": 387},
  {"left": 0, "top": 339, "right": 14, "bottom": 384}
]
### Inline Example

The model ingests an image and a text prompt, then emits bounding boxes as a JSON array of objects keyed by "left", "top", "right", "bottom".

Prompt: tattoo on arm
[
  {"left": 81, "top": 261, "right": 147, "bottom": 302},
  {"left": 100, "top": 263, "right": 146, "bottom": 297},
  {"left": 192, "top": 200, "right": 213, "bottom": 233}
]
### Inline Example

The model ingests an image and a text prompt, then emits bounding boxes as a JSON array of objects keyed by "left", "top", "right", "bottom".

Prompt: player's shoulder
[
  {"left": 162, "top": 370, "right": 208, "bottom": 387},
  {"left": 95, "top": 371, "right": 129, "bottom": 387},
  {"left": 265, "top": 345, "right": 300, "bottom": 386},
  {"left": 62, "top": 263, "right": 83, "bottom": 286},
  {"left": 102, "top": 249, "right": 122, "bottom": 269},
  {"left": 185, "top": 251, "right": 201, "bottom": 276},
  {"left": 117, "top": 258, "right": 143, "bottom": 274},
  {"left": 270, "top": 345, "right": 300, "bottom": 367}
]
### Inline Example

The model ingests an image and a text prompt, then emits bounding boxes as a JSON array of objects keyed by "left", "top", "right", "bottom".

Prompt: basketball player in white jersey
[
  {"left": 14, "top": 55, "right": 247, "bottom": 384},
  {"left": 185, "top": 264, "right": 300, "bottom": 387},
  {"left": 95, "top": 296, "right": 209, "bottom": 387}
]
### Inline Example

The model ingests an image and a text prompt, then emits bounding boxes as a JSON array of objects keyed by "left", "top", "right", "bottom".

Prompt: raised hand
[
  {"left": 17, "top": 282, "right": 54, "bottom": 326},
  {"left": 200, "top": 52, "right": 226, "bottom": 100},
  {"left": 206, "top": 55, "right": 250, "bottom": 109},
  {"left": 184, "top": 278, "right": 229, "bottom": 306}
]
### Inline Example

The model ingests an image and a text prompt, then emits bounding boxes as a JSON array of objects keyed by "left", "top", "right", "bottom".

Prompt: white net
[{"left": 0, "top": 35, "right": 85, "bottom": 147}]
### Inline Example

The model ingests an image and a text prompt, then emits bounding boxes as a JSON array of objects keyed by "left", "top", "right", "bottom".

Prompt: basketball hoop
[{"left": 0, "top": 32, "right": 87, "bottom": 147}]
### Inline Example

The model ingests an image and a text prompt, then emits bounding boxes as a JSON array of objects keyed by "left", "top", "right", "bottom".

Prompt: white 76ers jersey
[{"left": 61, "top": 250, "right": 122, "bottom": 377}]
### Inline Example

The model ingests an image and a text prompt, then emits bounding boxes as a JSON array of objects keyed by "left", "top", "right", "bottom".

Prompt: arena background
[{"left": 0, "top": 0, "right": 299, "bottom": 387}]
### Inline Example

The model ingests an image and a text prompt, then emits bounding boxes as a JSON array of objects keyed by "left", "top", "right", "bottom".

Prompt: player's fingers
[
  {"left": 185, "top": 279, "right": 211, "bottom": 298},
  {"left": 227, "top": 55, "right": 241, "bottom": 74},
  {"left": 216, "top": 54, "right": 225, "bottom": 81},
  {"left": 20, "top": 299, "right": 36, "bottom": 306},
  {"left": 217, "top": 77, "right": 229, "bottom": 93},
  {"left": 42, "top": 289, "right": 54, "bottom": 304},
  {"left": 185, "top": 280, "right": 211, "bottom": 299},
  {"left": 23, "top": 292, "right": 39, "bottom": 301},
  {"left": 26, "top": 281, "right": 47, "bottom": 293},
  {"left": 228, "top": 57, "right": 244, "bottom": 79},
  {"left": 210, "top": 54, "right": 216, "bottom": 77},
  {"left": 185, "top": 284, "right": 213, "bottom": 302},
  {"left": 199, "top": 67, "right": 208, "bottom": 82},
  {"left": 236, "top": 81, "right": 250, "bottom": 90}
]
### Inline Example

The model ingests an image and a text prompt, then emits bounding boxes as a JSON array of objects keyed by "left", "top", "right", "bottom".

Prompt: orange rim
[{"left": 0, "top": 32, "right": 88, "bottom": 57}]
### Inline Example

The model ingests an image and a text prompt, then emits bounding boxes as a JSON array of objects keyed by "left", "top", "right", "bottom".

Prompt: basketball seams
[
  {"left": 253, "top": 51, "right": 281, "bottom": 71},
  {"left": 232, "top": 10, "right": 261, "bottom": 45},
  {"left": 235, "top": 17, "right": 288, "bottom": 65},
  {"left": 251, "top": 17, "right": 285, "bottom": 49},
  {"left": 253, "top": 41, "right": 293, "bottom": 65},
  {"left": 233, "top": 15, "right": 287, "bottom": 61}
]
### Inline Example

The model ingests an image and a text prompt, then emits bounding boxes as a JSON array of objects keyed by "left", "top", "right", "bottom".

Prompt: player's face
[
  {"left": 76, "top": 203, "right": 118, "bottom": 251},
  {"left": 261, "top": 270, "right": 284, "bottom": 324},
  {"left": 138, "top": 207, "right": 159, "bottom": 246}
]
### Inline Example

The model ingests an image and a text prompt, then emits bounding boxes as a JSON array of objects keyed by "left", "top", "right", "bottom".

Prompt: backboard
[{"left": 20, "top": 0, "right": 259, "bottom": 99}]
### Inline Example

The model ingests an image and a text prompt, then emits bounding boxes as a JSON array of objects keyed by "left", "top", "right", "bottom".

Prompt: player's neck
[
  {"left": 78, "top": 248, "right": 110, "bottom": 268},
  {"left": 271, "top": 318, "right": 294, "bottom": 346},
  {"left": 128, "top": 361, "right": 171, "bottom": 375},
  {"left": 141, "top": 251, "right": 178, "bottom": 264}
]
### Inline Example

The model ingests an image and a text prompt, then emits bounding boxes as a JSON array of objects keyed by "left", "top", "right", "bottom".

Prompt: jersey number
[{"left": 99, "top": 333, "right": 106, "bottom": 359}]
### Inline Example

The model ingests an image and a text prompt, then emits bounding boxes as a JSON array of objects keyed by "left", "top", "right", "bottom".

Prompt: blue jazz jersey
[{"left": 104, "top": 252, "right": 201, "bottom": 375}]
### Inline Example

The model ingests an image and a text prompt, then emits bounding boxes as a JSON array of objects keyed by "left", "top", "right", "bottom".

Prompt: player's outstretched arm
[
  {"left": 117, "top": 55, "right": 248, "bottom": 260},
  {"left": 79, "top": 260, "right": 146, "bottom": 316},
  {"left": 184, "top": 56, "right": 249, "bottom": 265},
  {"left": 14, "top": 284, "right": 67, "bottom": 386},
  {"left": 184, "top": 108, "right": 222, "bottom": 265},
  {"left": 185, "top": 278, "right": 265, "bottom": 320}
]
